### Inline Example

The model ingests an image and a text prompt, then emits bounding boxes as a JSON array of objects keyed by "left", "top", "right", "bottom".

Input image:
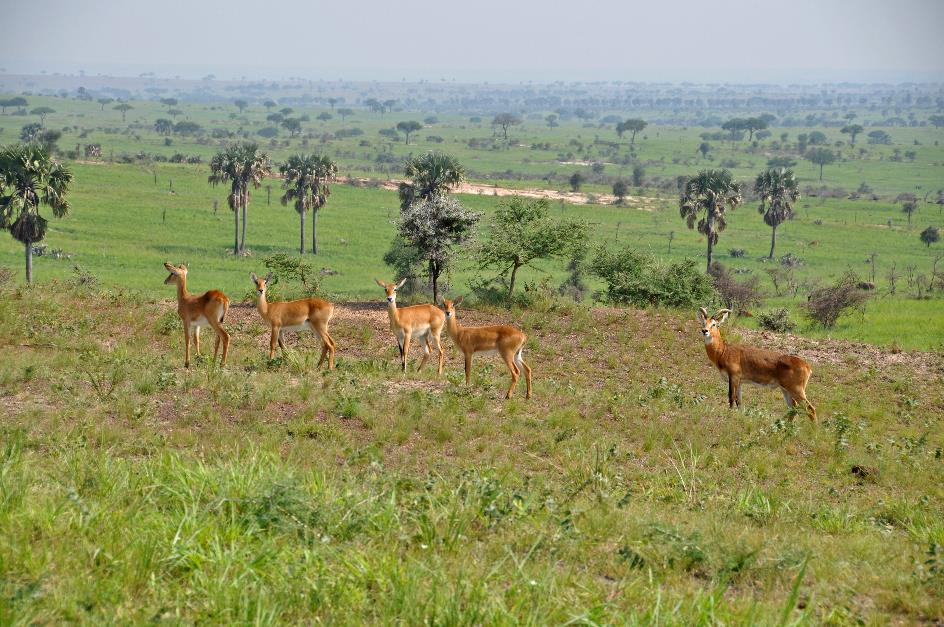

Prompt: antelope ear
[
  {"left": 714, "top": 309, "right": 731, "bottom": 324},
  {"left": 264, "top": 272, "right": 274, "bottom": 284},
  {"left": 697, "top": 307, "right": 708, "bottom": 324},
  {"left": 454, "top": 295, "right": 464, "bottom": 305},
  {"left": 395, "top": 278, "right": 407, "bottom": 289},
  {"left": 374, "top": 278, "right": 387, "bottom": 288},
  {"left": 250, "top": 272, "right": 258, "bottom": 283}
]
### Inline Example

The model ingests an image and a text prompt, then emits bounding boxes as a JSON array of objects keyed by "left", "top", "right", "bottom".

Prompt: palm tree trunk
[
  {"left": 706, "top": 211, "right": 715, "bottom": 272},
  {"left": 312, "top": 209, "right": 318, "bottom": 255},
  {"left": 240, "top": 194, "right": 248, "bottom": 252},
  {"left": 819, "top": 164, "right": 824, "bottom": 180},
  {"left": 233, "top": 207, "right": 239, "bottom": 255},
  {"left": 299, "top": 211, "right": 305, "bottom": 254},
  {"left": 24, "top": 240, "right": 32, "bottom": 284},
  {"left": 768, "top": 224, "right": 777, "bottom": 259}
]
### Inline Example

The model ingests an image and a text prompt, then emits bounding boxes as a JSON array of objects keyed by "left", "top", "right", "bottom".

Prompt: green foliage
[
  {"left": 757, "top": 307, "right": 797, "bottom": 333},
  {"left": 262, "top": 253, "right": 322, "bottom": 296},
  {"left": 475, "top": 197, "right": 588, "bottom": 300},
  {"left": 398, "top": 151, "right": 464, "bottom": 210},
  {"left": 920, "top": 225, "right": 940, "bottom": 247},
  {"left": 589, "top": 246, "right": 716, "bottom": 307}
]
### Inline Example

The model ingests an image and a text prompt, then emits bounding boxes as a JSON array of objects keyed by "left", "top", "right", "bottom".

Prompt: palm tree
[
  {"left": 279, "top": 154, "right": 338, "bottom": 254},
  {"left": 679, "top": 169, "right": 743, "bottom": 272},
  {"left": 209, "top": 143, "right": 272, "bottom": 255},
  {"left": 398, "top": 151, "right": 464, "bottom": 210},
  {"left": 755, "top": 168, "right": 800, "bottom": 259},
  {"left": 0, "top": 144, "right": 73, "bottom": 283}
]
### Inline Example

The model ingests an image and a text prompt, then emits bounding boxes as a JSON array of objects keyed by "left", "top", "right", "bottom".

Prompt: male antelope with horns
[
  {"left": 163, "top": 262, "right": 230, "bottom": 368},
  {"left": 697, "top": 307, "right": 815, "bottom": 419}
]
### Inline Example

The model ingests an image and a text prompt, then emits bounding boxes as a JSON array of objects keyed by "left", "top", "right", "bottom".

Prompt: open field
[
  {"left": 1, "top": 284, "right": 943, "bottom": 623},
  {"left": 1, "top": 76, "right": 944, "bottom": 623},
  {"left": 0, "top": 160, "right": 941, "bottom": 349}
]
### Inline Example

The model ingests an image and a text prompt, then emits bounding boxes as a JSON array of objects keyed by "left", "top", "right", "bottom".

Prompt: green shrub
[
  {"left": 589, "top": 246, "right": 716, "bottom": 308},
  {"left": 757, "top": 308, "right": 796, "bottom": 333}
]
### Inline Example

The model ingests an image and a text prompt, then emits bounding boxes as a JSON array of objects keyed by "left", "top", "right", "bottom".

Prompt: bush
[
  {"left": 729, "top": 248, "right": 745, "bottom": 258},
  {"left": 805, "top": 272, "right": 870, "bottom": 328},
  {"left": 262, "top": 254, "right": 322, "bottom": 298},
  {"left": 757, "top": 308, "right": 796, "bottom": 333},
  {"left": 708, "top": 263, "right": 763, "bottom": 313},
  {"left": 589, "top": 247, "right": 715, "bottom": 308}
]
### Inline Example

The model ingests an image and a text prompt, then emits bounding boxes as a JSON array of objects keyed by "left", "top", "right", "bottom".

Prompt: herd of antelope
[{"left": 164, "top": 262, "right": 814, "bottom": 417}]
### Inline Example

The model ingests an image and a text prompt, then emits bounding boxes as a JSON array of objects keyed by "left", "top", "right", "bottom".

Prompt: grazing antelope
[
  {"left": 250, "top": 272, "right": 336, "bottom": 368},
  {"left": 375, "top": 279, "right": 445, "bottom": 375},
  {"left": 163, "top": 262, "right": 230, "bottom": 368},
  {"left": 442, "top": 296, "right": 532, "bottom": 399},
  {"left": 697, "top": 307, "right": 816, "bottom": 420}
]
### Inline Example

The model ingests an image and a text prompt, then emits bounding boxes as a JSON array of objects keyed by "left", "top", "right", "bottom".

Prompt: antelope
[
  {"left": 442, "top": 296, "right": 532, "bottom": 399},
  {"left": 163, "top": 262, "right": 230, "bottom": 368},
  {"left": 697, "top": 307, "right": 816, "bottom": 420},
  {"left": 250, "top": 272, "right": 336, "bottom": 368},
  {"left": 375, "top": 279, "right": 445, "bottom": 375}
]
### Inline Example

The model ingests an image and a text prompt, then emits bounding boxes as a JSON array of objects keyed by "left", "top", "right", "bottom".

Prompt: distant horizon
[{"left": 2, "top": 65, "right": 943, "bottom": 88}]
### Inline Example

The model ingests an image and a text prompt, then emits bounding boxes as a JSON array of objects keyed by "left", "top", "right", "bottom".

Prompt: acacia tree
[
  {"left": 30, "top": 107, "right": 55, "bottom": 126},
  {"left": 337, "top": 107, "right": 353, "bottom": 121},
  {"left": 396, "top": 120, "right": 422, "bottom": 145},
  {"left": 208, "top": 142, "right": 272, "bottom": 254},
  {"left": 0, "top": 144, "right": 73, "bottom": 283},
  {"left": 390, "top": 195, "right": 479, "bottom": 303},
  {"left": 492, "top": 113, "right": 521, "bottom": 140},
  {"left": 755, "top": 168, "right": 800, "bottom": 259},
  {"left": 476, "top": 197, "right": 588, "bottom": 300},
  {"left": 113, "top": 103, "right": 133, "bottom": 122},
  {"left": 679, "top": 169, "right": 743, "bottom": 272},
  {"left": 279, "top": 153, "right": 338, "bottom": 254},
  {"left": 617, "top": 119, "right": 647, "bottom": 145},
  {"left": 841, "top": 124, "right": 864, "bottom": 145},
  {"left": 397, "top": 151, "right": 465, "bottom": 210},
  {"left": 234, "top": 99, "right": 248, "bottom": 113},
  {"left": 806, "top": 147, "right": 835, "bottom": 180}
]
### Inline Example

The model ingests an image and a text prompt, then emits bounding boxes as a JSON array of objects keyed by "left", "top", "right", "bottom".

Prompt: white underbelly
[{"left": 280, "top": 322, "right": 313, "bottom": 333}]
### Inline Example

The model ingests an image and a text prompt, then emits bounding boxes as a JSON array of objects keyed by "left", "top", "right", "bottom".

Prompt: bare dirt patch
[{"left": 341, "top": 176, "right": 661, "bottom": 210}]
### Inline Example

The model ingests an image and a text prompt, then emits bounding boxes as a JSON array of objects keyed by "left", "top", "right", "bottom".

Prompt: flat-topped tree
[
  {"left": 0, "top": 144, "right": 73, "bottom": 283},
  {"left": 113, "top": 102, "right": 133, "bottom": 122},
  {"left": 841, "top": 124, "right": 864, "bottom": 145},
  {"left": 209, "top": 142, "right": 272, "bottom": 255},
  {"left": 755, "top": 168, "right": 800, "bottom": 259},
  {"left": 805, "top": 147, "right": 835, "bottom": 180},
  {"left": 279, "top": 154, "right": 338, "bottom": 254},
  {"left": 617, "top": 118, "right": 647, "bottom": 145},
  {"left": 679, "top": 169, "right": 743, "bottom": 272},
  {"left": 30, "top": 106, "right": 54, "bottom": 126},
  {"left": 492, "top": 113, "right": 520, "bottom": 140},
  {"left": 397, "top": 121, "right": 422, "bottom": 145},
  {"left": 234, "top": 99, "right": 248, "bottom": 113}
]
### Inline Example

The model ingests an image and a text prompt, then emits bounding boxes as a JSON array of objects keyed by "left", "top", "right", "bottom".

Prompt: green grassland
[
  {"left": 0, "top": 159, "right": 941, "bottom": 349},
  {"left": 2, "top": 93, "right": 943, "bottom": 196},
  {"left": 1, "top": 85, "right": 943, "bottom": 623},
  {"left": 1, "top": 283, "right": 942, "bottom": 623}
]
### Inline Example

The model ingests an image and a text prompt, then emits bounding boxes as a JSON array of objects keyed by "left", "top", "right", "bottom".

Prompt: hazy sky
[{"left": 3, "top": 0, "right": 943, "bottom": 82}]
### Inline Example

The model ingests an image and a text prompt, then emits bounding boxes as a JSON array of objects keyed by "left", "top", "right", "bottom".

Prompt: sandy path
[{"left": 341, "top": 176, "right": 661, "bottom": 210}]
